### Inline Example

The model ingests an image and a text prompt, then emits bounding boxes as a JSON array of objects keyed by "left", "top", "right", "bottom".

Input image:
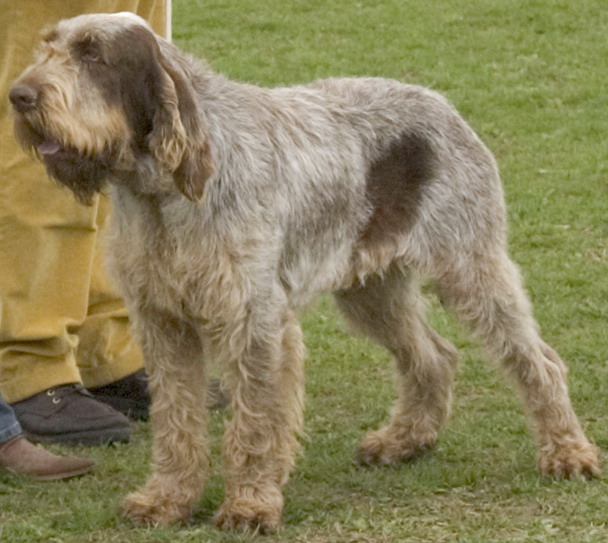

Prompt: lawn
[{"left": 1, "top": 0, "right": 607, "bottom": 541}]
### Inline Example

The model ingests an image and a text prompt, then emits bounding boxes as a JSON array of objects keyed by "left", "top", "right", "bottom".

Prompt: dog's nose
[{"left": 9, "top": 84, "right": 39, "bottom": 112}]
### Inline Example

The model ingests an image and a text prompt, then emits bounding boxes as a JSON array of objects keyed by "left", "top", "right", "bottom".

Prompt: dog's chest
[
  {"left": 109, "top": 192, "right": 216, "bottom": 316},
  {"left": 143, "top": 239, "right": 195, "bottom": 311}
]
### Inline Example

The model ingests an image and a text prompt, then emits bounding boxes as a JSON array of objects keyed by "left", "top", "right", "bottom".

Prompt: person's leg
[
  {"left": 74, "top": 194, "right": 150, "bottom": 419},
  {"left": 63, "top": 0, "right": 169, "bottom": 420},
  {"left": 0, "top": 0, "right": 168, "bottom": 442},
  {"left": 0, "top": 396, "right": 94, "bottom": 480},
  {"left": 0, "top": 396, "right": 21, "bottom": 445},
  {"left": 0, "top": 0, "right": 104, "bottom": 402}
]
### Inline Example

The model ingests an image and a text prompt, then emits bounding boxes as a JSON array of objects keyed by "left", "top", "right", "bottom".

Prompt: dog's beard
[
  {"left": 40, "top": 142, "right": 111, "bottom": 205},
  {"left": 14, "top": 117, "right": 112, "bottom": 206}
]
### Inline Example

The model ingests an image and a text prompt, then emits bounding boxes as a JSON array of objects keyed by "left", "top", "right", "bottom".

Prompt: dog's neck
[{"left": 111, "top": 154, "right": 178, "bottom": 198}]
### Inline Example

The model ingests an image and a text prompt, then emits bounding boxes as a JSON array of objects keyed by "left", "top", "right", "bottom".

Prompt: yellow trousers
[{"left": 0, "top": 0, "right": 168, "bottom": 403}]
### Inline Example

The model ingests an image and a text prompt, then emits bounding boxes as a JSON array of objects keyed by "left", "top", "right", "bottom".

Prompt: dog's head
[{"left": 9, "top": 12, "right": 213, "bottom": 204}]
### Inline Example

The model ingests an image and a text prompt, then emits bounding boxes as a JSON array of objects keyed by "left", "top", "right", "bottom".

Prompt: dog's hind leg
[
  {"left": 334, "top": 266, "right": 459, "bottom": 466},
  {"left": 435, "top": 250, "right": 600, "bottom": 478},
  {"left": 121, "top": 310, "right": 209, "bottom": 526},
  {"left": 215, "top": 309, "right": 304, "bottom": 533}
]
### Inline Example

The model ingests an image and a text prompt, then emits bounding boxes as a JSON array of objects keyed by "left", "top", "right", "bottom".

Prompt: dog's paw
[
  {"left": 537, "top": 440, "right": 601, "bottom": 479},
  {"left": 214, "top": 493, "right": 282, "bottom": 534},
  {"left": 356, "top": 427, "right": 435, "bottom": 467},
  {"left": 121, "top": 489, "right": 194, "bottom": 527}
]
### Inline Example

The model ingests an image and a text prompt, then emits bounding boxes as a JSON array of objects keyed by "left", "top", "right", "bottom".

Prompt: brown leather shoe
[
  {"left": 11, "top": 384, "right": 131, "bottom": 446},
  {"left": 0, "top": 436, "right": 94, "bottom": 480}
]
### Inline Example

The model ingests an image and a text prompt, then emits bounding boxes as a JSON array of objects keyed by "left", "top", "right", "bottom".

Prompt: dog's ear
[{"left": 148, "top": 41, "right": 214, "bottom": 201}]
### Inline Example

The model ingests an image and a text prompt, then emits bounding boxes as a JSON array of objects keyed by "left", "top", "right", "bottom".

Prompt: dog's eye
[{"left": 73, "top": 35, "right": 104, "bottom": 64}]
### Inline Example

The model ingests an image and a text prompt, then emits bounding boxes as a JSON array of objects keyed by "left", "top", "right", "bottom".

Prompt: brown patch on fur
[
  {"left": 160, "top": 57, "right": 215, "bottom": 201},
  {"left": 71, "top": 25, "right": 214, "bottom": 200},
  {"left": 361, "top": 133, "right": 434, "bottom": 244},
  {"left": 71, "top": 26, "right": 162, "bottom": 150}
]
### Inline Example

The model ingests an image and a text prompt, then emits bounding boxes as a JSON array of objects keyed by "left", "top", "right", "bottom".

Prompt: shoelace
[{"left": 46, "top": 384, "right": 94, "bottom": 404}]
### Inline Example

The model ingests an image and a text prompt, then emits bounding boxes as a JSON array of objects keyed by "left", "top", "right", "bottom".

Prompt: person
[
  {"left": 0, "top": 394, "right": 94, "bottom": 480},
  {"left": 0, "top": 0, "right": 170, "bottom": 446}
]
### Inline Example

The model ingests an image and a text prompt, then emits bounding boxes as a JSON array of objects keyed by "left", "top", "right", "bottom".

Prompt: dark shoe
[
  {"left": 11, "top": 384, "right": 131, "bottom": 446},
  {"left": 90, "top": 369, "right": 150, "bottom": 421},
  {"left": 91, "top": 370, "right": 229, "bottom": 417},
  {"left": 207, "top": 378, "right": 230, "bottom": 410},
  {"left": 0, "top": 436, "right": 94, "bottom": 480}
]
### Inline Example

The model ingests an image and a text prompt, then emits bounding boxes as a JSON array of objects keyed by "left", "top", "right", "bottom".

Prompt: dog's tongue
[{"left": 38, "top": 140, "right": 62, "bottom": 156}]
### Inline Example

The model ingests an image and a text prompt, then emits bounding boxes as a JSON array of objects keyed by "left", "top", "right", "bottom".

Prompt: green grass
[{"left": 2, "top": 0, "right": 608, "bottom": 541}]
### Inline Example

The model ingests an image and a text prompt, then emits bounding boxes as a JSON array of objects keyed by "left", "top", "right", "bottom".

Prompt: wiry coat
[{"left": 10, "top": 13, "right": 599, "bottom": 533}]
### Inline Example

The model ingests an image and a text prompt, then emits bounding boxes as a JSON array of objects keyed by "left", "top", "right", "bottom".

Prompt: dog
[{"left": 9, "top": 12, "right": 599, "bottom": 533}]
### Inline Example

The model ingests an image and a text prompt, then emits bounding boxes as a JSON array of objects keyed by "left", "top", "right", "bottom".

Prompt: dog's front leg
[
  {"left": 215, "top": 310, "right": 305, "bottom": 533},
  {"left": 121, "top": 309, "right": 209, "bottom": 527}
]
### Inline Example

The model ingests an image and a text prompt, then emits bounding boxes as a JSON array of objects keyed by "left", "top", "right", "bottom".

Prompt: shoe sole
[
  {"left": 30, "top": 464, "right": 95, "bottom": 481},
  {"left": 24, "top": 428, "right": 131, "bottom": 447},
  {"left": 92, "top": 395, "right": 149, "bottom": 421}
]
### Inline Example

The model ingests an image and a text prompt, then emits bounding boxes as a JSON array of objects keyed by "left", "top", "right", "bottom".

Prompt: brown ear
[{"left": 147, "top": 42, "right": 214, "bottom": 201}]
